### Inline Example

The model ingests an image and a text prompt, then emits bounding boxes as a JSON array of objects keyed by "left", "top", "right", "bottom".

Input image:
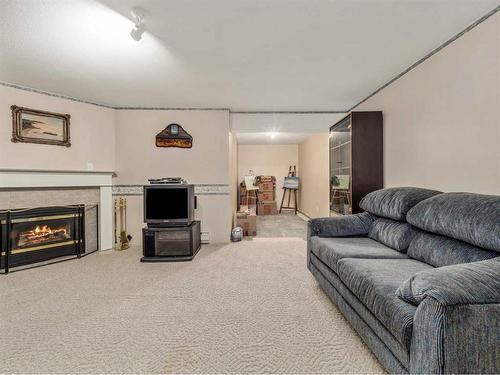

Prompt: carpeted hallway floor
[
  {"left": 256, "top": 212, "right": 308, "bottom": 239},
  {"left": 0, "top": 236, "right": 383, "bottom": 373}
]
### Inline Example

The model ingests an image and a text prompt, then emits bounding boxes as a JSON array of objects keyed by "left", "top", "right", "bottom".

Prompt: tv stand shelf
[{"left": 141, "top": 221, "right": 201, "bottom": 262}]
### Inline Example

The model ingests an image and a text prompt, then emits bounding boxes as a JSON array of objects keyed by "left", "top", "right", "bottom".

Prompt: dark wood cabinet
[{"left": 329, "top": 111, "right": 383, "bottom": 215}]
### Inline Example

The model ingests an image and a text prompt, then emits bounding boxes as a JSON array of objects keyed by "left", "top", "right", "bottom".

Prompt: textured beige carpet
[{"left": 0, "top": 238, "right": 383, "bottom": 374}]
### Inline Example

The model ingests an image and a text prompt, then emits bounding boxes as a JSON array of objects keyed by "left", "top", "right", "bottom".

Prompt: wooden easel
[
  {"left": 330, "top": 176, "right": 351, "bottom": 214},
  {"left": 244, "top": 171, "right": 259, "bottom": 210},
  {"left": 279, "top": 166, "right": 298, "bottom": 214}
]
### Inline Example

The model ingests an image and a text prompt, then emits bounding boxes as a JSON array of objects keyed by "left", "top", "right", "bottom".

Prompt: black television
[{"left": 143, "top": 184, "right": 195, "bottom": 226}]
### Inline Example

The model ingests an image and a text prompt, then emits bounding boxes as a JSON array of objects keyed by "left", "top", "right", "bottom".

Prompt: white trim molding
[{"left": 0, "top": 169, "right": 114, "bottom": 251}]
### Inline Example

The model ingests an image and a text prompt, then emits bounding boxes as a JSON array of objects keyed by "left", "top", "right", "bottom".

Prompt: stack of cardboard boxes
[
  {"left": 236, "top": 210, "right": 257, "bottom": 236},
  {"left": 256, "top": 176, "right": 278, "bottom": 215},
  {"left": 236, "top": 175, "right": 278, "bottom": 237},
  {"left": 237, "top": 177, "right": 258, "bottom": 236}
]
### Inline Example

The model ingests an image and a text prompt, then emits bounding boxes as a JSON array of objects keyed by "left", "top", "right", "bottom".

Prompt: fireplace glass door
[
  {"left": 12, "top": 217, "right": 74, "bottom": 253},
  {"left": 1, "top": 206, "right": 84, "bottom": 272}
]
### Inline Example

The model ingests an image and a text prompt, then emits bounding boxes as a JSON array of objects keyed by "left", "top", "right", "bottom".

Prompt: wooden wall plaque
[{"left": 155, "top": 123, "right": 193, "bottom": 148}]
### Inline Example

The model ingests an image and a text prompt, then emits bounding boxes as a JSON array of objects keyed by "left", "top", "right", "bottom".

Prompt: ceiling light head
[
  {"left": 269, "top": 132, "right": 279, "bottom": 139},
  {"left": 130, "top": 7, "right": 149, "bottom": 41},
  {"left": 130, "top": 24, "right": 146, "bottom": 41}
]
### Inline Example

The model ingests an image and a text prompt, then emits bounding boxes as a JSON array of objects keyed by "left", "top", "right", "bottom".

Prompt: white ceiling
[
  {"left": 0, "top": 0, "right": 498, "bottom": 112},
  {"left": 231, "top": 113, "right": 345, "bottom": 144}
]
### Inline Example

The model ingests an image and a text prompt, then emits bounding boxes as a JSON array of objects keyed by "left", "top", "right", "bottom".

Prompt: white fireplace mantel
[{"left": 0, "top": 168, "right": 114, "bottom": 251}]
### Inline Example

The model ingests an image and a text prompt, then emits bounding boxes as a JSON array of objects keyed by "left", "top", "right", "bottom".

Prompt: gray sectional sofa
[{"left": 307, "top": 187, "right": 500, "bottom": 374}]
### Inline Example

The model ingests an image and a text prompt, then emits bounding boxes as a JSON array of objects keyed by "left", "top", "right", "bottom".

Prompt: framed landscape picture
[{"left": 11, "top": 105, "right": 71, "bottom": 147}]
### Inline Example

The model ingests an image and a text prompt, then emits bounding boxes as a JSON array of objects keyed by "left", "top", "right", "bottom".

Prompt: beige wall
[
  {"left": 355, "top": 12, "right": 500, "bottom": 195},
  {"left": 0, "top": 86, "right": 233, "bottom": 244},
  {"left": 229, "top": 131, "right": 238, "bottom": 225},
  {"left": 0, "top": 85, "right": 115, "bottom": 171},
  {"left": 114, "top": 109, "right": 231, "bottom": 244},
  {"left": 298, "top": 133, "right": 330, "bottom": 218},
  {"left": 238, "top": 144, "right": 299, "bottom": 207}
]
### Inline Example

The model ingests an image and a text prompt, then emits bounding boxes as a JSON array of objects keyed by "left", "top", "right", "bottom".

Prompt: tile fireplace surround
[{"left": 0, "top": 169, "right": 114, "bottom": 253}]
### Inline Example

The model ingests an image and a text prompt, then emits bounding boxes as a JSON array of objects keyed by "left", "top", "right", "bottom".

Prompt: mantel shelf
[
  {"left": 0, "top": 168, "right": 116, "bottom": 175},
  {"left": 0, "top": 169, "right": 114, "bottom": 189}
]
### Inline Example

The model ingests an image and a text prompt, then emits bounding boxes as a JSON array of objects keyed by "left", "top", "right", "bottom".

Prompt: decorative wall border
[
  {"left": 195, "top": 184, "right": 230, "bottom": 195},
  {"left": 230, "top": 111, "right": 345, "bottom": 114},
  {"left": 112, "top": 185, "right": 143, "bottom": 195},
  {"left": 113, "top": 107, "right": 229, "bottom": 111},
  {"left": 112, "top": 184, "right": 230, "bottom": 196}
]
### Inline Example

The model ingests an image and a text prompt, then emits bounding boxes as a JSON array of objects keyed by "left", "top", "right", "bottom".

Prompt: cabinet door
[{"left": 329, "top": 116, "right": 352, "bottom": 215}]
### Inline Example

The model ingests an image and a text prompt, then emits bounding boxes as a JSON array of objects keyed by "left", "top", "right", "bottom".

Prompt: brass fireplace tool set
[{"left": 114, "top": 198, "right": 131, "bottom": 250}]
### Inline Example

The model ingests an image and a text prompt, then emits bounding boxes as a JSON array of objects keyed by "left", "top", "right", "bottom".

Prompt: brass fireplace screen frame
[{"left": 0, "top": 205, "right": 86, "bottom": 274}]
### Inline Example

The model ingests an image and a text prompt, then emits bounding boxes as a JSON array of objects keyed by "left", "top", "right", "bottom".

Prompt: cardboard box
[
  {"left": 257, "top": 201, "right": 278, "bottom": 215},
  {"left": 238, "top": 205, "right": 256, "bottom": 215},
  {"left": 257, "top": 176, "right": 276, "bottom": 183},
  {"left": 236, "top": 211, "right": 257, "bottom": 236},
  {"left": 258, "top": 181, "right": 275, "bottom": 192},
  {"left": 258, "top": 191, "right": 275, "bottom": 201}
]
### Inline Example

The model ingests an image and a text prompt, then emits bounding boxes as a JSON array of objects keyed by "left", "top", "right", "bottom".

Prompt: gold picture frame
[{"left": 11, "top": 105, "right": 71, "bottom": 147}]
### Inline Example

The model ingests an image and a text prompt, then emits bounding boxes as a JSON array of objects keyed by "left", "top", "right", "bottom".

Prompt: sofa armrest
[
  {"left": 308, "top": 212, "right": 376, "bottom": 238},
  {"left": 403, "top": 259, "right": 500, "bottom": 373},
  {"left": 397, "top": 258, "right": 500, "bottom": 306},
  {"left": 411, "top": 298, "right": 499, "bottom": 373}
]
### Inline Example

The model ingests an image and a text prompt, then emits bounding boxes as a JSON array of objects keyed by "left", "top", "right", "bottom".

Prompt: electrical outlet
[
  {"left": 201, "top": 232, "right": 210, "bottom": 244},
  {"left": 86, "top": 162, "right": 94, "bottom": 171}
]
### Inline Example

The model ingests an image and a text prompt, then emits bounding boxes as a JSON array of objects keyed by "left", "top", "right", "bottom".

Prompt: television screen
[{"left": 145, "top": 188, "right": 188, "bottom": 220}]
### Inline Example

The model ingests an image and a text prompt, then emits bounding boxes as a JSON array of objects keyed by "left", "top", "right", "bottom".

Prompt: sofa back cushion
[
  {"left": 407, "top": 193, "right": 500, "bottom": 252},
  {"left": 407, "top": 232, "right": 498, "bottom": 267},
  {"left": 368, "top": 218, "right": 420, "bottom": 252},
  {"left": 360, "top": 187, "right": 442, "bottom": 221}
]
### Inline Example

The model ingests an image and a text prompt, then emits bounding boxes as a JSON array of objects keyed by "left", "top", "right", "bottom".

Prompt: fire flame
[
  {"left": 16, "top": 223, "right": 70, "bottom": 248},
  {"left": 35, "top": 225, "right": 51, "bottom": 234},
  {"left": 29, "top": 225, "right": 67, "bottom": 237}
]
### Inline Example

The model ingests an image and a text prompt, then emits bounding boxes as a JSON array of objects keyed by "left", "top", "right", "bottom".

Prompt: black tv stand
[{"left": 141, "top": 221, "right": 201, "bottom": 262}]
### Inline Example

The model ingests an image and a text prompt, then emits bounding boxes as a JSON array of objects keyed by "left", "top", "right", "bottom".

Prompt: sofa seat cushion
[
  {"left": 310, "top": 236, "right": 407, "bottom": 273},
  {"left": 336, "top": 258, "right": 434, "bottom": 349},
  {"left": 310, "top": 254, "right": 411, "bottom": 370}
]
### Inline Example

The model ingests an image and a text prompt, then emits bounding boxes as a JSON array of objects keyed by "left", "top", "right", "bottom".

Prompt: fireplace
[{"left": 1, "top": 205, "right": 85, "bottom": 273}]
